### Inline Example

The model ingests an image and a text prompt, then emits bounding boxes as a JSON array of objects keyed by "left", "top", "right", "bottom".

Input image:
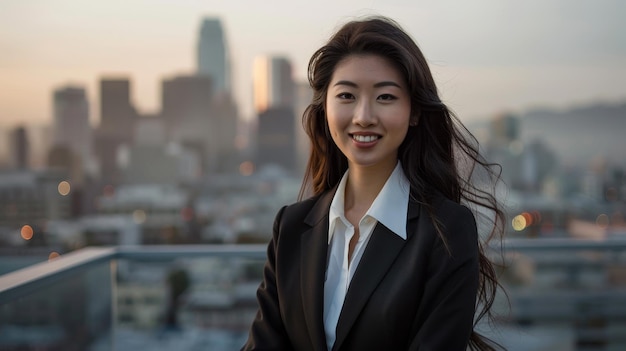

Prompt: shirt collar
[{"left": 328, "top": 162, "right": 410, "bottom": 243}]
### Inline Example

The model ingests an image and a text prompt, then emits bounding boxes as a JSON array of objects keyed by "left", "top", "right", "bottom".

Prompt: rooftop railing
[{"left": 1, "top": 239, "right": 626, "bottom": 350}]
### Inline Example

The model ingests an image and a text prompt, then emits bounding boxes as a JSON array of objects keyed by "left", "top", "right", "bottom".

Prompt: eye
[
  {"left": 336, "top": 92, "right": 355, "bottom": 100},
  {"left": 378, "top": 94, "right": 397, "bottom": 101}
]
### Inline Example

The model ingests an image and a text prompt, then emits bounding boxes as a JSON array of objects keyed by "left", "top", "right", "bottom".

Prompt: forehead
[{"left": 330, "top": 54, "right": 404, "bottom": 85}]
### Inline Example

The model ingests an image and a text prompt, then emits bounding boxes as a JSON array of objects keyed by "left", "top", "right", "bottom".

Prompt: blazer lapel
[
  {"left": 333, "top": 199, "right": 420, "bottom": 351},
  {"left": 301, "top": 189, "right": 335, "bottom": 351}
]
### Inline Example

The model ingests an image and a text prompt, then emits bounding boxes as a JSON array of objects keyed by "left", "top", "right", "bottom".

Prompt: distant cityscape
[
  {"left": 0, "top": 14, "right": 624, "bottom": 253},
  {"left": 0, "top": 17, "right": 314, "bottom": 253}
]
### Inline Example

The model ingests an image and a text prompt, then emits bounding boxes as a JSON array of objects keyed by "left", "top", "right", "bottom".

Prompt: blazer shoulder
[
  {"left": 280, "top": 187, "right": 336, "bottom": 227},
  {"left": 281, "top": 194, "right": 320, "bottom": 216},
  {"left": 427, "top": 193, "right": 478, "bottom": 253},
  {"left": 429, "top": 192, "right": 475, "bottom": 223},
  {"left": 276, "top": 192, "right": 327, "bottom": 227}
]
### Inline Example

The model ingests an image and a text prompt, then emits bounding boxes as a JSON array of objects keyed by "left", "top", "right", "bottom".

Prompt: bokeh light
[
  {"left": 596, "top": 214, "right": 609, "bottom": 229},
  {"left": 521, "top": 212, "right": 534, "bottom": 226},
  {"left": 512, "top": 215, "right": 527, "bottom": 231},
  {"left": 132, "top": 209, "right": 147, "bottom": 224},
  {"left": 239, "top": 161, "right": 255, "bottom": 176},
  {"left": 58, "top": 181, "right": 71, "bottom": 196},
  {"left": 20, "top": 225, "right": 34, "bottom": 240},
  {"left": 48, "top": 252, "right": 60, "bottom": 261}
]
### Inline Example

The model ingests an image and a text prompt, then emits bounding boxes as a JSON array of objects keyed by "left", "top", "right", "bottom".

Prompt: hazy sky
[{"left": 1, "top": 0, "right": 625, "bottom": 128}]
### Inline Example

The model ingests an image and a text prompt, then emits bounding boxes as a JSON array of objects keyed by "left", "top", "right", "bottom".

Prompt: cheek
[
  {"left": 327, "top": 121, "right": 342, "bottom": 143},
  {"left": 325, "top": 105, "right": 346, "bottom": 134},
  {"left": 390, "top": 106, "right": 411, "bottom": 134},
  {"left": 388, "top": 118, "right": 411, "bottom": 145},
  {"left": 389, "top": 113, "right": 411, "bottom": 133}
]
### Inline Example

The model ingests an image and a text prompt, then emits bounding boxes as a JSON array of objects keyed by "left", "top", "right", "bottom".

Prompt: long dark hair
[{"left": 299, "top": 16, "right": 505, "bottom": 351}]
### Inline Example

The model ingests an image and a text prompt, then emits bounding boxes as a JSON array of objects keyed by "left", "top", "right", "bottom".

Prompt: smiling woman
[{"left": 242, "top": 16, "right": 506, "bottom": 351}]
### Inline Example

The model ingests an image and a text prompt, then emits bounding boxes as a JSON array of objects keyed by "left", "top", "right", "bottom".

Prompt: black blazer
[{"left": 242, "top": 188, "right": 479, "bottom": 351}]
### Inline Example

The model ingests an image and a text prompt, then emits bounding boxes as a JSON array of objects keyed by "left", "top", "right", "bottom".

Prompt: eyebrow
[{"left": 333, "top": 80, "right": 402, "bottom": 88}]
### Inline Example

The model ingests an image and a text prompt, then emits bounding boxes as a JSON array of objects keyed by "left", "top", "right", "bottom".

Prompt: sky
[{"left": 1, "top": 0, "right": 625, "bottom": 128}]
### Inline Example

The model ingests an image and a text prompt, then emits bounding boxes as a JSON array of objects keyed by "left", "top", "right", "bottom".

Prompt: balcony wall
[{"left": 1, "top": 240, "right": 626, "bottom": 350}]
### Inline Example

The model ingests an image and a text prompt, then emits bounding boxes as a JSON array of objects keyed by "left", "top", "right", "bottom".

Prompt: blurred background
[{"left": 0, "top": 1, "right": 625, "bottom": 350}]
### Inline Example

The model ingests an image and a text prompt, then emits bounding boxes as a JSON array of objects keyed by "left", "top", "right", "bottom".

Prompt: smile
[{"left": 351, "top": 134, "right": 380, "bottom": 142}]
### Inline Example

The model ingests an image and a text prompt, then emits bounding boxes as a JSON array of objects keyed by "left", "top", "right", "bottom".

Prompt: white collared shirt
[{"left": 323, "top": 162, "right": 410, "bottom": 350}]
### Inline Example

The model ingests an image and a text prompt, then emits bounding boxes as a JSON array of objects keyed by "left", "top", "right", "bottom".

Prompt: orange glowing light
[
  {"left": 21, "top": 225, "right": 34, "bottom": 240},
  {"left": 521, "top": 212, "right": 534, "bottom": 226},
  {"left": 58, "top": 181, "right": 71, "bottom": 196},
  {"left": 48, "top": 252, "right": 60, "bottom": 261},
  {"left": 532, "top": 211, "right": 542, "bottom": 224},
  {"left": 239, "top": 161, "right": 255, "bottom": 176}
]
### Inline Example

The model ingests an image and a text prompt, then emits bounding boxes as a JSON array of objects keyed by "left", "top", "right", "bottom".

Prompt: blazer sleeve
[
  {"left": 241, "top": 206, "right": 292, "bottom": 351},
  {"left": 408, "top": 204, "right": 480, "bottom": 351}
]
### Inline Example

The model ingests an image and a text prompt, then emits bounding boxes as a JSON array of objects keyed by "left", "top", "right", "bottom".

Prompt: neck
[{"left": 344, "top": 161, "right": 396, "bottom": 212}]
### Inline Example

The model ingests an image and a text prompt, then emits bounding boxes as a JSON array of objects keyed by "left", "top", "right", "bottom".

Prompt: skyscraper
[
  {"left": 252, "top": 55, "right": 297, "bottom": 173},
  {"left": 294, "top": 82, "right": 313, "bottom": 176},
  {"left": 10, "top": 126, "right": 29, "bottom": 170},
  {"left": 53, "top": 85, "right": 92, "bottom": 169},
  {"left": 96, "top": 77, "right": 137, "bottom": 184},
  {"left": 256, "top": 107, "right": 296, "bottom": 173},
  {"left": 253, "top": 56, "right": 294, "bottom": 113},
  {"left": 161, "top": 74, "right": 213, "bottom": 173},
  {"left": 99, "top": 78, "right": 137, "bottom": 139},
  {"left": 197, "top": 17, "right": 230, "bottom": 94},
  {"left": 161, "top": 73, "right": 239, "bottom": 174},
  {"left": 161, "top": 75, "right": 213, "bottom": 140}
]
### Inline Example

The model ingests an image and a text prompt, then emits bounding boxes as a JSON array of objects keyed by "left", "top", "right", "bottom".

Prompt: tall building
[
  {"left": 162, "top": 75, "right": 213, "bottom": 137},
  {"left": 9, "top": 126, "right": 29, "bottom": 170},
  {"left": 294, "top": 82, "right": 313, "bottom": 177},
  {"left": 197, "top": 17, "right": 230, "bottom": 94},
  {"left": 197, "top": 17, "right": 240, "bottom": 172},
  {"left": 161, "top": 74, "right": 215, "bottom": 174},
  {"left": 253, "top": 56, "right": 294, "bottom": 113},
  {"left": 256, "top": 107, "right": 296, "bottom": 173},
  {"left": 210, "top": 95, "right": 240, "bottom": 172},
  {"left": 162, "top": 74, "right": 239, "bottom": 174},
  {"left": 97, "top": 78, "right": 137, "bottom": 184},
  {"left": 53, "top": 86, "right": 92, "bottom": 173},
  {"left": 99, "top": 78, "right": 137, "bottom": 138}
]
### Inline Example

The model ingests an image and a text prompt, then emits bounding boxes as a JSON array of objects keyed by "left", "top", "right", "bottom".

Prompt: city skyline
[{"left": 1, "top": 0, "right": 625, "bottom": 128}]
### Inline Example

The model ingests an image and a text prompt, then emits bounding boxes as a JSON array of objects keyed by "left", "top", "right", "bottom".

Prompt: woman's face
[{"left": 325, "top": 54, "right": 411, "bottom": 173}]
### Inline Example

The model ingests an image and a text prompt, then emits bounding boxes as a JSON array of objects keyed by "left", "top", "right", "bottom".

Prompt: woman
[{"left": 243, "top": 16, "right": 504, "bottom": 351}]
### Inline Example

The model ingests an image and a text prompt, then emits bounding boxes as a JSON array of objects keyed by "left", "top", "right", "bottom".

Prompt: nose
[{"left": 352, "top": 100, "right": 377, "bottom": 127}]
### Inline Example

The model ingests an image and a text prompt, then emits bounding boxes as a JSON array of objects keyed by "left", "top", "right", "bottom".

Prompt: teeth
[{"left": 353, "top": 135, "right": 379, "bottom": 142}]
